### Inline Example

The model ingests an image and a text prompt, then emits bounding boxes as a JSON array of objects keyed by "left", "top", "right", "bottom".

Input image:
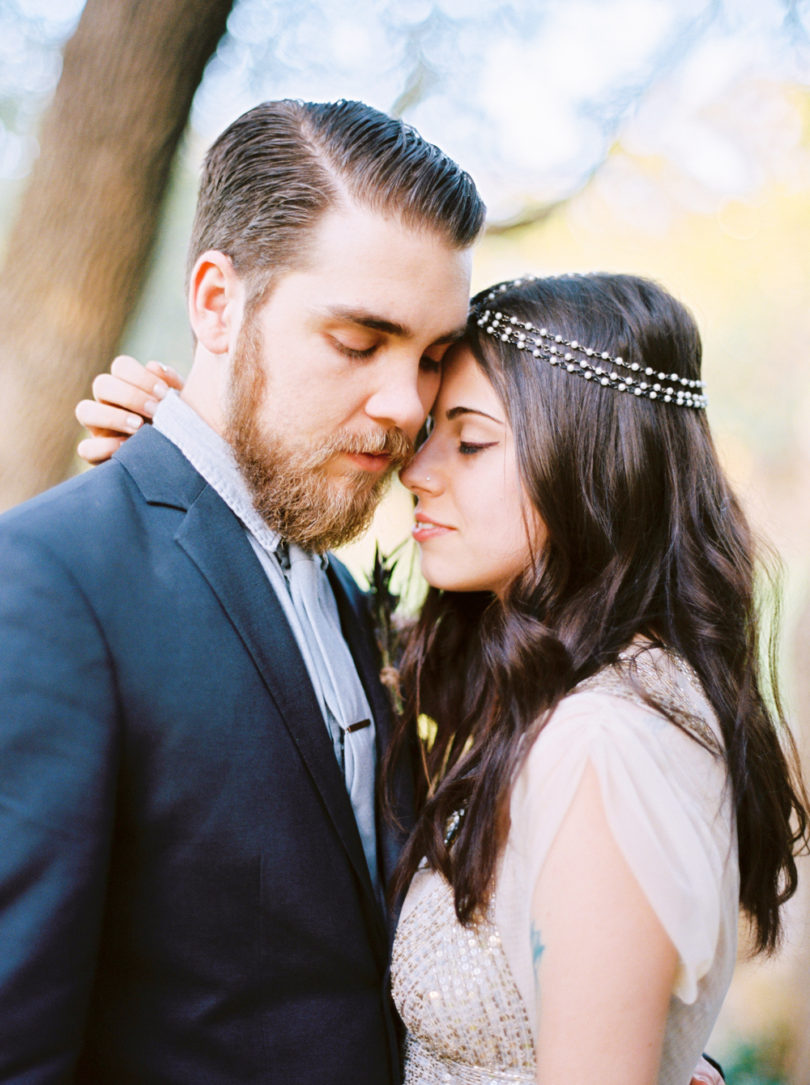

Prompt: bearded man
[{"left": 0, "top": 99, "right": 481, "bottom": 1084}]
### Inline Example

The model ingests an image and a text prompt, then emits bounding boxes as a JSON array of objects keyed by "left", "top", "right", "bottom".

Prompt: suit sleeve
[{"left": 0, "top": 527, "right": 120, "bottom": 1082}]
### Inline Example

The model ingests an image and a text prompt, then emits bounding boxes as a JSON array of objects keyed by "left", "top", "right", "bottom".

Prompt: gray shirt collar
[{"left": 152, "top": 390, "right": 283, "bottom": 556}]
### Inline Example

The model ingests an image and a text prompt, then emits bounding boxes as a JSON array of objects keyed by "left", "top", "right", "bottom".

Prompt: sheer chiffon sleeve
[{"left": 497, "top": 660, "right": 737, "bottom": 1018}]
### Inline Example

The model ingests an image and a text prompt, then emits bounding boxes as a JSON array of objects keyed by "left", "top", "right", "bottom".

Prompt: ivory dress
[{"left": 391, "top": 647, "right": 738, "bottom": 1085}]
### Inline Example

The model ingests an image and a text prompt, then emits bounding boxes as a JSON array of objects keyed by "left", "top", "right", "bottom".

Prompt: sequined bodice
[
  {"left": 390, "top": 647, "right": 736, "bottom": 1085},
  {"left": 391, "top": 869, "right": 535, "bottom": 1084}
]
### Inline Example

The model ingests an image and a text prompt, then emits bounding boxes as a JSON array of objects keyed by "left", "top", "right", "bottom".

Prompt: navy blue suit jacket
[{"left": 0, "top": 426, "right": 412, "bottom": 1083}]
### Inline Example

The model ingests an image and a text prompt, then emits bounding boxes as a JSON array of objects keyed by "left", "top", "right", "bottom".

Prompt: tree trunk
[{"left": 0, "top": 0, "right": 234, "bottom": 511}]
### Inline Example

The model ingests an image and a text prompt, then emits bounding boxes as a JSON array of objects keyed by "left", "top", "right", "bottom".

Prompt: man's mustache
[{"left": 319, "top": 427, "right": 415, "bottom": 469}]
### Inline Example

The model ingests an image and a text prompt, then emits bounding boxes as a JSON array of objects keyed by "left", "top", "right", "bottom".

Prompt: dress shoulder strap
[{"left": 573, "top": 645, "right": 724, "bottom": 756}]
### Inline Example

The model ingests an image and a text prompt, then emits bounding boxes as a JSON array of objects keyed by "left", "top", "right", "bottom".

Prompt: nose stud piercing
[{"left": 425, "top": 476, "right": 431, "bottom": 482}]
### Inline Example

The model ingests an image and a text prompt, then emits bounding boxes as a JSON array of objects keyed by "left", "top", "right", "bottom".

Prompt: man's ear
[{"left": 188, "top": 251, "right": 244, "bottom": 354}]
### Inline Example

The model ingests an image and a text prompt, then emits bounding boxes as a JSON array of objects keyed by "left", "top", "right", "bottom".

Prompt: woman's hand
[{"left": 75, "top": 355, "right": 185, "bottom": 465}]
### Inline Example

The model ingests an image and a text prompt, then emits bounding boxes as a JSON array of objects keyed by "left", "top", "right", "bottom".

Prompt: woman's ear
[{"left": 188, "top": 250, "right": 244, "bottom": 355}]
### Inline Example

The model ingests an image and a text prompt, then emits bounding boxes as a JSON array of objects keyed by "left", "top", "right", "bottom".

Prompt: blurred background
[{"left": 0, "top": 1, "right": 807, "bottom": 1079}]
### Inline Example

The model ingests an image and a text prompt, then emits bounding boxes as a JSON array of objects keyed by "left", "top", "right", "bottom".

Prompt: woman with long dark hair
[
  {"left": 76, "top": 272, "right": 806, "bottom": 1084},
  {"left": 387, "top": 273, "right": 807, "bottom": 1084}
]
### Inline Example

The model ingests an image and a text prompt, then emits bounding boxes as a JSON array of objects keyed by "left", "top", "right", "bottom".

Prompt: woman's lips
[{"left": 412, "top": 513, "right": 454, "bottom": 542}]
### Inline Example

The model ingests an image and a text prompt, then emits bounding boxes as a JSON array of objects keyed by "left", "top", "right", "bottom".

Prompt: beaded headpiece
[{"left": 473, "top": 278, "right": 707, "bottom": 410}]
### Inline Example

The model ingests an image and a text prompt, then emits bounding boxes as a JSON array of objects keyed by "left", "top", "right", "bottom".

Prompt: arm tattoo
[{"left": 530, "top": 921, "right": 545, "bottom": 989}]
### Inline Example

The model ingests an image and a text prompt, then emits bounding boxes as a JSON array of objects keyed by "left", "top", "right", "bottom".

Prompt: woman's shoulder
[
  {"left": 504, "top": 642, "right": 738, "bottom": 1012},
  {"left": 511, "top": 642, "right": 731, "bottom": 846},
  {"left": 552, "top": 641, "right": 724, "bottom": 757}
]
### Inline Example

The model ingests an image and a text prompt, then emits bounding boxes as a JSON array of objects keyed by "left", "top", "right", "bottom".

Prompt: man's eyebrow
[
  {"left": 446, "top": 406, "right": 505, "bottom": 424},
  {"left": 321, "top": 306, "right": 468, "bottom": 345}
]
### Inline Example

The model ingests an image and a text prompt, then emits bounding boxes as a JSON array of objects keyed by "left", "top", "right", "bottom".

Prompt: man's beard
[{"left": 225, "top": 317, "right": 414, "bottom": 553}]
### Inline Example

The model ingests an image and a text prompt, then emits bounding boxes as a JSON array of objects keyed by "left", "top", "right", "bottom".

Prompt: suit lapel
[
  {"left": 176, "top": 489, "right": 383, "bottom": 903},
  {"left": 118, "top": 430, "right": 385, "bottom": 934},
  {"left": 327, "top": 562, "right": 415, "bottom": 900}
]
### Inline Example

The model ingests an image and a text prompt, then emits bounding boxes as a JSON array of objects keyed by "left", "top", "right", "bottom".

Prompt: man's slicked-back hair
[{"left": 187, "top": 98, "right": 486, "bottom": 301}]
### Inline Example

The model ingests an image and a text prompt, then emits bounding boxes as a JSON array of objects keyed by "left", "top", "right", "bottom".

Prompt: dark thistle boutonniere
[
  {"left": 368, "top": 541, "right": 439, "bottom": 790},
  {"left": 368, "top": 540, "right": 410, "bottom": 713}
]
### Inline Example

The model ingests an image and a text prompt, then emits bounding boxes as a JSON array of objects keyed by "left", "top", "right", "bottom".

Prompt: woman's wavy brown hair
[{"left": 386, "top": 272, "right": 808, "bottom": 953}]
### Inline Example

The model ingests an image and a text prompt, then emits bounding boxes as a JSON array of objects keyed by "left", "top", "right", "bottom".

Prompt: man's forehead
[
  {"left": 299, "top": 202, "right": 473, "bottom": 280},
  {"left": 263, "top": 203, "right": 473, "bottom": 338}
]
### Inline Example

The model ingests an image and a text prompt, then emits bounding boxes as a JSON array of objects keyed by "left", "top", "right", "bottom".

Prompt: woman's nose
[{"left": 400, "top": 442, "right": 441, "bottom": 495}]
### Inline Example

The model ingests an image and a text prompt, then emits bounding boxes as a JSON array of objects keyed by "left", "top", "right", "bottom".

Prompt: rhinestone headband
[{"left": 474, "top": 280, "right": 707, "bottom": 410}]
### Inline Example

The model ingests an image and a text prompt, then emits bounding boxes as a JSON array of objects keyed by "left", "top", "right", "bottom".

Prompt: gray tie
[{"left": 286, "top": 544, "right": 379, "bottom": 896}]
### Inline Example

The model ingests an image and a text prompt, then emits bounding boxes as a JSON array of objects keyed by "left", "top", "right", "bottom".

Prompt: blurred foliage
[
  {"left": 0, "top": 0, "right": 82, "bottom": 180},
  {"left": 725, "top": 1034, "right": 792, "bottom": 1085},
  {"left": 196, "top": 0, "right": 810, "bottom": 220},
  {"left": 2, "top": 1, "right": 808, "bottom": 216}
]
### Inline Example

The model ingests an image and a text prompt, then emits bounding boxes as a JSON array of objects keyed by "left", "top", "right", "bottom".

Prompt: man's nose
[{"left": 363, "top": 364, "right": 433, "bottom": 440}]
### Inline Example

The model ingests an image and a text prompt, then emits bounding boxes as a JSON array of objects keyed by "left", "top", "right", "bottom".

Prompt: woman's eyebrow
[{"left": 445, "top": 406, "right": 505, "bottom": 424}]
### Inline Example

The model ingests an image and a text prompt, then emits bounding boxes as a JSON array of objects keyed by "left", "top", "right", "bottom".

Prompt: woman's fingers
[
  {"left": 145, "top": 360, "right": 185, "bottom": 391},
  {"left": 102, "top": 354, "right": 177, "bottom": 412},
  {"left": 76, "top": 435, "right": 128, "bottom": 465},
  {"left": 75, "top": 355, "right": 185, "bottom": 467},
  {"left": 90, "top": 371, "right": 165, "bottom": 419},
  {"left": 75, "top": 398, "right": 147, "bottom": 436},
  {"left": 109, "top": 354, "right": 166, "bottom": 393}
]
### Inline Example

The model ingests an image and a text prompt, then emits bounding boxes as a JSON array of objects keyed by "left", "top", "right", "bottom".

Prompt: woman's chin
[
  {"left": 418, "top": 555, "right": 493, "bottom": 595},
  {"left": 419, "top": 554, "right": 457, "bottom": 593}
]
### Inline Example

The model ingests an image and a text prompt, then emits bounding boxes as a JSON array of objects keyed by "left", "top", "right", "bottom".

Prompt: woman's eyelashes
[{"left": 459, "top": 440, "right": 498, "bottom": 455}]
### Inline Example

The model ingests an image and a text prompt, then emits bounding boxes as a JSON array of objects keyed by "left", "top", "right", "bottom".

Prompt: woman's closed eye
[{"left": 459, "top": 440, "right": 498, "bottom": 455}]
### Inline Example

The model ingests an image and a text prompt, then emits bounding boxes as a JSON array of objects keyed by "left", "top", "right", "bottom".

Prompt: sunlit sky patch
[
  {"left": 193, "top": 0, "right": 810, "bottom": 219},
  {"left": 0, "top": 0, "right": 808, "bottom": 220}
]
